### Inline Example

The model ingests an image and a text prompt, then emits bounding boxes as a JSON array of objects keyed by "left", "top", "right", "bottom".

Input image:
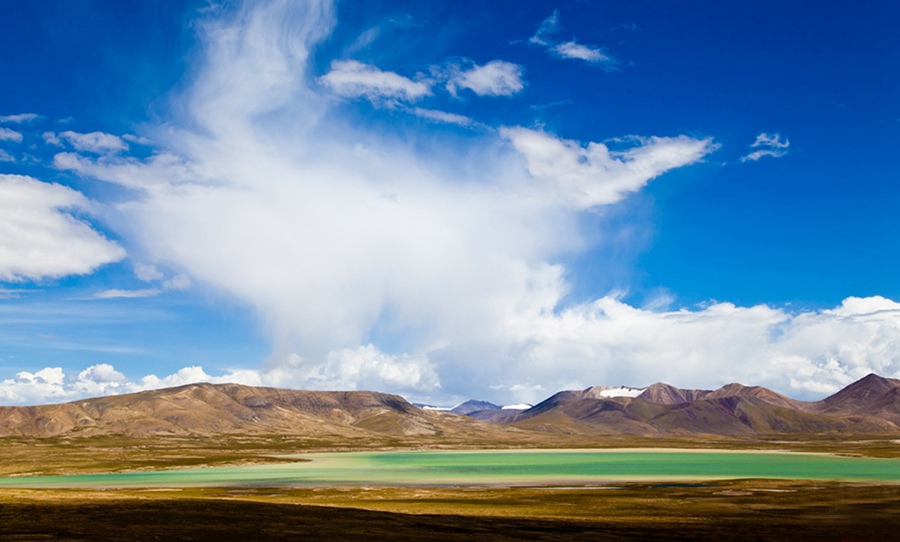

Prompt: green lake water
[{"left": 1, "top": 449, "right": 899, "bottom": 488}]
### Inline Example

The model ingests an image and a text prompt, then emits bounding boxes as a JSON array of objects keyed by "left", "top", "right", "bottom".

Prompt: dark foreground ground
[{"left": 2, "top": 481, "right": 899, "bottom": 541}]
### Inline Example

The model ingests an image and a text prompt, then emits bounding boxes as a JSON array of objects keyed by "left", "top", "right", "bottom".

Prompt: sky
[{"left": 1, "top": 0, "right": 899, "bottom": 406}]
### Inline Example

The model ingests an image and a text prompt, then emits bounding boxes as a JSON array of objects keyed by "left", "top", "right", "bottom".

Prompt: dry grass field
[{"left": 1, "top": 481, "right": 899, "bottom": 541}]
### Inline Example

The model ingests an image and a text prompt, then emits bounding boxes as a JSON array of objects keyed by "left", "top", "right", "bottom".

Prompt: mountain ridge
[
  {"left": 1, "top": 374, "right": 899, "bottom": 439},
  {"left": 0, "top": 382, "right": 494, "bottom": 439},
  {"left": 463, "top": 373, "right": 900, "bottom": 436}
]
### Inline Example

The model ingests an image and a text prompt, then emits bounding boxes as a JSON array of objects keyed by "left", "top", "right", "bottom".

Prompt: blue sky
[{"left": 1, "top": 0, "right": 899, "bottom": 406}]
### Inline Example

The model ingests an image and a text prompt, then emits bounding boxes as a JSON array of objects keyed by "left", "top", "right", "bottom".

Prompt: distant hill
[
  {"left": 2, "top": 374, "right": 900, "bottom": 440},
  {"left": 468, "top": 374, "right": 900, "bottom": 436},
  {"left": 0, "top": 383, "right": 497, "bottom": 439},
  {"left": 450, "top": 400, "right": 501, "bottom": 416}
]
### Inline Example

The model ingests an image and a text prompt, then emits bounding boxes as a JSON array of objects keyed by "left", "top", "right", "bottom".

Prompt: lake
[{"left": 1, "top": 449, "right": 899, "bottom": 488}]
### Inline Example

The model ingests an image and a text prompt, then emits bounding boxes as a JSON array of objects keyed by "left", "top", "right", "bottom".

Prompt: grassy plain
[
  {"left": 2, "top": 434, "right": 899, "bottom": 540},
  {"left": 2, "top": 481, "right": 900, "bottom": 541}
]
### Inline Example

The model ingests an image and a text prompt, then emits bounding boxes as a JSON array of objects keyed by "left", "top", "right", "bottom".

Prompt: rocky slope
[
  {"left": 470, "top": 374, "right": 900, "bottom": 436},
  {"left": 0, "top": 383, "right": 494, "bottom": 439}
]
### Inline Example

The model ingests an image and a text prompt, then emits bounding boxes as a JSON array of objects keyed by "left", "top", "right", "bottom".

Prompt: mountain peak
[
  {"left": 820, "top": 373, "right": 900, "bottom": 413},
  {"left": 450, "top": 400, "right": 501, "bottom": 415},
  {"left": 636, "top": 383, "right": 710, "bottom": 405},
  {"left": 704, "top": 383, "right": 802, "bottom": 409}
]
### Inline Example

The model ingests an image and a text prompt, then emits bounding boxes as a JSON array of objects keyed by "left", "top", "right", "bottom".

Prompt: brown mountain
[
  {"left": 496, "top": 374, "right": 900, "bottom": 436},
  {"left": 450, "top": 400, "right": 501, "bottom": 415},
  {"left": 814, "top": 373, "right": 900, "bottom": 415},
  {"left": 506, "top": 390, "right": 657, "bottom": 435},
  {"left": 636, "top": 383, "right": 710, "bottom": 405},
  {"left": 0, "top": 383, "right": 495, "bottom": 439},
  {"left": 3, "top": 374, "right": 900, "bottom": 440}
]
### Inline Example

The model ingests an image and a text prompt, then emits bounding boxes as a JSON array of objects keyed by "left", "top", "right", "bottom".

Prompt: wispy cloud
[
  {"left": 30, "top": 0, "right": 722, "bottom": 403},
  {"left": 0, "top": 149, "right": 14, "bottom": 163},
  {"left": 530, "top": 100, "right": 573, "bottom": 111},
  {"left": 87, "top": 271, "right": 190, "bottom": 299},
  {"left": 134, "top": 263, "right": 164, "bottom": 281},
  {"left": 18, "top": 0, "right": 876, "bottom": 406},
  {"left": 553, "top": 41, "right": 614, "bottom": 64},
  {"left": 530, "top": 10, "right": 619, "bottom": 69},
  {"left": 320, "top": 59, "right": 431, "bottom": 105},
  {"left": 0, "top": 287, "right": 33, "bottom": 299},
  {"left": 88, "top": 289, "right": 162, "bottom": 300},
  {"left": 501, "top": 127, "right": 716, "bottom": 208},
  {"left": 56, "top": 131, "right": 129, "bottom": 155},
  {"left": 411, "top": 108, "right": 481, "bottom": 128},
  {"left": 445, "top": 60, "right": 524, "bottom": 97},
  {"left": 529, "top": 9, "right": 561, "bottom": 47},
  {"left": 740, "top": 132, "right": 790, "bottom": 162},
  {"left": 0, "top": 113, "right": 39, "bottom": 124},
  {"left": 42, "top": 132, "right": 61, "bottom": 146},
  {"left": 0, "top": 127, "right": 23, "bottom": 143},
  {"left": 122, "top": 134, "right": 152, "bottom": 145}
]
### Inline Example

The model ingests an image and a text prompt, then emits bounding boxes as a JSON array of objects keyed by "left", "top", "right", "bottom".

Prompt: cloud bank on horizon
[{"left": 1, "top": 0, "right": 899, "bottom": 406}]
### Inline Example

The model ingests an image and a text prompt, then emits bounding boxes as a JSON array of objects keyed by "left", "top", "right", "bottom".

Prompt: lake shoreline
[{"left": 2, "top": 448, "right": 899, "bottom": 489}]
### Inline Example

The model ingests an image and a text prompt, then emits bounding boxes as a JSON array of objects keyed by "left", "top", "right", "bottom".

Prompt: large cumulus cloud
[{"left": 5, "top": 0, "right": 894, "bottom": 406}]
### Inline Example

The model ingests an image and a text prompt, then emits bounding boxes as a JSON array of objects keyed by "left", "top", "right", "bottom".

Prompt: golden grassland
[{"left": 1, "top": 481, "right": 899, "bottom": 541}]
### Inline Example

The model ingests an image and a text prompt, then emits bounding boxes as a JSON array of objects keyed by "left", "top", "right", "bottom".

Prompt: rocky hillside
[
  {"left": 472, "top": 374, "right": 900, "bottom": 436},
  {"left": 0, "top": 383, "right": 493, "bottom": 439},
  {"left": 3, "top": 374, "right": 899, "bottom": 440}
]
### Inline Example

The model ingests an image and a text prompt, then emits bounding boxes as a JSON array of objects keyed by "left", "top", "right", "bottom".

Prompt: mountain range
[{"left": 1, "top": 374, "right": 899, "bottom": 439}]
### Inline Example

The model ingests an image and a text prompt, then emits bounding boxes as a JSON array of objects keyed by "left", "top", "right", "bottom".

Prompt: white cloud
[
  {"left": 89, "top": 288, "right": 162, "bottom": 299},
  {"left": 41, "top": 132, "right": 62, "bottom": 147},
  {"left": 72, "top": 364, "right": 131, "bottom": 397},
  {"left": 501, "top": 127, "right": 716, "bottom": 208},
  {"left": 4, "top": 294, "right": 900, "bottom": 406},
  {"left": 411, "top": 108, "right": 479, "bottom": 128},
  {"left": 529, "top": 10, "right": 560, "bottom": 47},
  {"left": 446, "top": 60, "right": 524, "bottom": 97},
  {"left": 553, "top": 41, "right": 613, "bottom": 64},
  {"left": 740, "top": 132, "right": 790, "bottom": 162},
  {"left": 134, "top": 263, "right": 164, "bottom": 281},
  {"left": 286, "top": 345, "right": 440, "bottom": 393},
  {"left": 320, "top": 59, "right": 431, "bottom": 105},
  {"left": 0, "top": 149, "right": 14, "bottom": 162},
  {"left": 138, "top": 366, "right": 216, "bottom": 390},
  {"left": 53, "top": 151, "right": 201, "bottom": 191},
  {"left": 27, "top": 0, "right": 890, "bottom": 409},
  {"left": 43, "top": 132, "right": 62, "bottom": 146},
  {"left": 40, "top": 0, "right": 713, "bottom": 402},
  {"left": 0, "top": 113, "right": 40, "bottom": 124},
  {"left": 0, "top": 127, "right": 23, "bottom": 142},
  {"left": 752, "top": 133, "right": 790, "bottom": 149},
  {"left": 163, "top": 273, "right": 191, "bottom": 291},
  {"left": 0, "top": 344, "right": 437, "bottom": 405},
  {"left": 530, "top": 10, "right": 618, "bottom": 68},
  {"left": 0, "top": 367, "right": 71, "bottom": 405},
  {"left": 0, "top": 364, "right": 213, "bottom": 405},
  {"left": 87, "top": 268, "right": 190, "bottom": 299},
  {"left": 52, "top": 1, "right": 581, "bottom": 371},
  {"left": 58, "top": 131, "right": 129, "bottom": 154},
  {"left": 487, "top": 295, "right": 900, "bottom": 403},
  {"left": 0, "top": 174, "right": 126, "bottom": 281},
  {"left": 122, "top": 134, "right": 152, "bottom": 145},
  {"left": 0, "top": 287, "right": 30, "bottom": 299}
]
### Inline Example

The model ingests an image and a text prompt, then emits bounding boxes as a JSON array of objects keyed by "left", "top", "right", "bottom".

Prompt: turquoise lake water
[{"left": 1, "top": 449, "right": 899, "bottom": 488}]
